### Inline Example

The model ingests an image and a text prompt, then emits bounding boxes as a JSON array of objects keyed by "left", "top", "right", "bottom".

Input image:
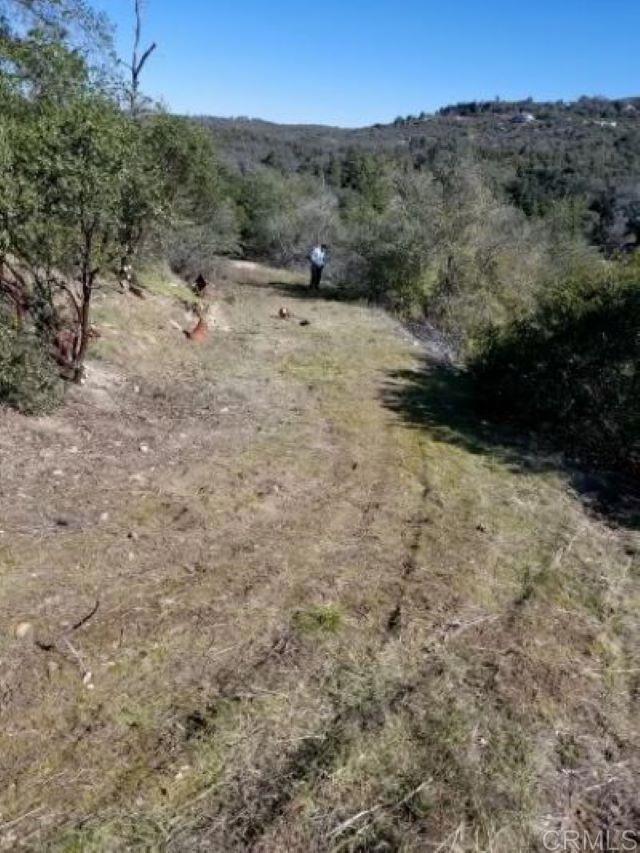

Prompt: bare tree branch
[
  {"left": 136, "top": 41, "right": 157, "bottom": 77},
  {"left": 128, "top": 0, "right": 156, "bottom": 116}
]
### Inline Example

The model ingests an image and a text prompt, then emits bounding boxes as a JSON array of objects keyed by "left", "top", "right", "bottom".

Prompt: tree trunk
[
  {"left": 72, "top": 230, "right": 96, "bottom": 383},
  {"left": 72, "top": 277, "right": 92, "bottom": 383}
]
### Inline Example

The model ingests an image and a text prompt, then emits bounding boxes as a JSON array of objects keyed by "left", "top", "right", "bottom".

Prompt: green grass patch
[
  {"left": 293, "top": 605, "right": 343, "bottom": 635},
  {"left": 137, "top": 263, "right": 193, "bottom": 302}
]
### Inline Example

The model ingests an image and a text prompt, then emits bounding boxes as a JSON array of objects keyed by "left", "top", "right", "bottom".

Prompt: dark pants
[{"left": 310, "top": 263, "right": 324, "bottom": 290}]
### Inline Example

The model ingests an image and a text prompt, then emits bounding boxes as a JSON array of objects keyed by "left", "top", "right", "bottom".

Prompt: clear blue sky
[{"left": 95, "top": 0, "right": 639, "bottom": 127}]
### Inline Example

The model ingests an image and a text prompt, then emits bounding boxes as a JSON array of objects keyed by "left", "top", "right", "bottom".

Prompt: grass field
[{"left": 0, "top": 261, "right": 638, "bottom": 850}]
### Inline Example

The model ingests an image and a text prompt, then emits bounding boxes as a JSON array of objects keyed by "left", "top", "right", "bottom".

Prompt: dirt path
[{"left": 0, "top": 263, "right": 638, "bottom": 850}]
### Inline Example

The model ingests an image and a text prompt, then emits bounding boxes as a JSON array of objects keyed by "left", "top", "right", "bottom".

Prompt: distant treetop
[{"left": 436, "top": 96, "right": 640, "bottom": 120}]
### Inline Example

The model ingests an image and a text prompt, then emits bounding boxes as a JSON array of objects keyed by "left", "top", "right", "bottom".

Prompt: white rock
[{"left": 15, "top": 622, "right": 33, "bottom": 639}]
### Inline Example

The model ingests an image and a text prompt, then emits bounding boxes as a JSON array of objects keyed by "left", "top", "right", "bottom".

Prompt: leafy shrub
[
  {"left": 471, "top": 277, "right": 640, "bottom": 475},
  {"left": 0, "top": 318, "right": 63, "bottom": 414},
  {"left": 340, "top": 164, "right": 580, "bottom": 351},
  {"left": 238, "top": 169, "right": 338, "bottom": 265},
  {"left": 162, "top": 202, "right": 242, "bottom": 280}
]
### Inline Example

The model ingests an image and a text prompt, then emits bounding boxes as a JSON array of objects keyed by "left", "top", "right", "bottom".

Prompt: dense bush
[
  {"left": 471, "top": 275, "right": 640, "bottom": 475},
  {"left": 237, "top": 169, "right": 337, "bottom": 265},
  {"left": 162, "top": 204, "right": 241, "bottom": 280},
  {"left": 142, "top": 116, "right": 242, "bottom": 278},
  {"left": 336, "top": 162, "right": 602, "bottom": 355},
  {"left": 0, "top": 317, "right": 63, "bottom": 414}
]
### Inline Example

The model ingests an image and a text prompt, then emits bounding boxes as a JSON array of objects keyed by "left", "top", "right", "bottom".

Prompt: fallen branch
[
  {"left": 329, "top": 780, "right": 431, "bottom": 842},
  {"left": 424, "top": 614, "right": 499, "bottom": 647},
  {"left": 431, "top": 822, "right": 464, "bottom": 853},
  {"left": 62, "top": 637, "right": 90, "bottom": 679},
  {"left": 329, "top": 807, "right": 382, "bottom": 839},
  {"left": 33, "top": 599, "right": 100, "bottom": 681},
  {"left": 71, "top": 598, "right": 100, "bottom": 632},
  {"left": 0, "top": 806, "right": 45, "bottom": 834}
]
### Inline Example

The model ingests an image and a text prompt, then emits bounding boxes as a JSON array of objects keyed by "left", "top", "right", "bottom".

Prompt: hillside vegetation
[{"left": 200, "top": 95, "right": 640, "bottom": 257}]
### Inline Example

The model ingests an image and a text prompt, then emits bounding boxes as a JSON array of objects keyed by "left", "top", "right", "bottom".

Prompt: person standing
[{"left": 309, "top": 243, "right": 328, "bottom": 290}]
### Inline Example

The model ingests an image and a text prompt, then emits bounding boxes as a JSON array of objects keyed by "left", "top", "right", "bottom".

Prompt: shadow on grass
[
  {"left": 239, "top": 278, "right": 368, "bottom": 304},
  {"left": 383, "top": 355, "right": 640, "bottom": 531}
]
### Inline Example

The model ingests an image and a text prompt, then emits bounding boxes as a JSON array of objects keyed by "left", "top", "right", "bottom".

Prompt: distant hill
[
  {"left": 195, "top": 96, "right": 640, "bottom": 175},
  {"left": 436, "top": 95, "right": 640, "bottom": 119}
]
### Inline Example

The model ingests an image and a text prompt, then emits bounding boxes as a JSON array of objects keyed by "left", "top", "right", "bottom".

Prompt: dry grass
[{"left": 0, "top": 261, "right": 638, "bottom": 850}]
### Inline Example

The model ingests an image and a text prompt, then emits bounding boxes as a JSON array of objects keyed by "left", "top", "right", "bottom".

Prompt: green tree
[
  {"left": 239, "top": 170, "right": 336, "bottom": 265},
  {"left": 6, "top": 91, "right": 133, "bottom": 379},
  {"left": 144, "top": 115, "right": 240, "bottom": 276}
]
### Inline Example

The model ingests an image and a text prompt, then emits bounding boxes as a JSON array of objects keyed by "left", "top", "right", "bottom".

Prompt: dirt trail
[{"left": 0, "top": 262, "right": 638, "bottom": 850}]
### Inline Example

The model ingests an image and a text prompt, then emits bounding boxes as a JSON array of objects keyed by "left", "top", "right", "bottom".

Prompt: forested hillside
[{"left": 199, "top": 96, "right": 640, "bottom": 253}]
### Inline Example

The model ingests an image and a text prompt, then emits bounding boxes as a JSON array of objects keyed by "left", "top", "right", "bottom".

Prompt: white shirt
[{"left": 310, "top": 246, "right": 326, "bottom": 267}]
